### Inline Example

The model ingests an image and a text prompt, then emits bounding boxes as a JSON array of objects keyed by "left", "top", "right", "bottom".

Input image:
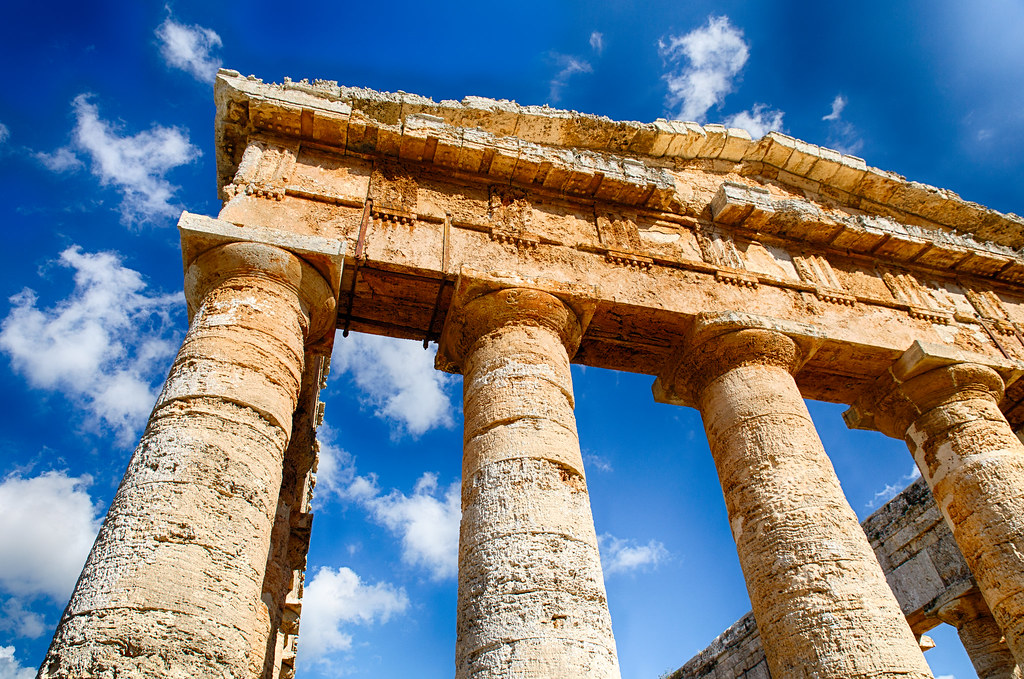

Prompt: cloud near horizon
[{"left": 725, "top": 103, "right": 784, "bottom": 139}]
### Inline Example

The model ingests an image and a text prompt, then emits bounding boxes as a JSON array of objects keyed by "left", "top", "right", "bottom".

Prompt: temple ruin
[{"left": 38, "top": 68, "right": 1024, "bottom": 678}]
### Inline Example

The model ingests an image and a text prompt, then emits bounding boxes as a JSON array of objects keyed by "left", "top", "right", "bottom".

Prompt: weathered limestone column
[
  {"left": 655, "top": 320, "right": 933, "bottom": 679},
  {"left": 935, "top": 590, "right": 1022, "bottom": 679},
  {"left": 41, "top": 240, "right": 336, "bottom": 678},
  {"left": 439, "top": 287, "right": 620, "bottom": 679},
  {"left": 847, "top": 342, "right": 1024, "bottom": 667}
]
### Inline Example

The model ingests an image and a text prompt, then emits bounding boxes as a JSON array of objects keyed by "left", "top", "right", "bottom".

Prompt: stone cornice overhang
[{"left": 214, "top": 69, "right": 1024, "bottom": 271}]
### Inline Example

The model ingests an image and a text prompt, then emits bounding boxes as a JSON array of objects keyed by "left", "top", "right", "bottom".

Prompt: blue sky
[{"left": 1, "top": 1, "right": 1022, "bottom": 677}]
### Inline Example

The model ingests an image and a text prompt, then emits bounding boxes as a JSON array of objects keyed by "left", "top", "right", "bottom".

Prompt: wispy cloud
[
  {"left": 67, "top": 95, "right": 200, "bottom": 224},
  {"left": 725, "top": 103, "right": 785, "bottom": 138},
  {"left": 0, "top": 247, "right": 181, "bottom": 442},
  {"left": 549, "top": 53, "right": 593, "bottom": 103},
  {"left": 0, "top": 645, "right": 34, "bottom": 679},
  {"left": 659, "top": 15, "right": 749, "bottom": 122},
  {"left": 822, "top": 93, "right": 864, "bottom": 155},
  {"left": 317, "top": 436, "right": 461, "bottom": 580},
  {"left": 600, "top": 534, "right": 669, "bottom": 575},
  {"left": 583, "top": 451, "right": 613, "bottom": 473},
  {"left": 0, "top": 123, "right": 9, "bottom": 146},
  {"left": 822, "top": 94, "right": 847, "bottom": 121},
  {"left": 155, "top": 16, "right": 223, "bottom": 83},
  {"left": 590, "top": 31, "right": 604, "bottom": 54},
  {"left": 298, "top": 566, "right": 408, "bottom": 666},
  {"left": 332, "top": 333, "right": 456, "bottom": 438},
  {"left": 0, "top": 599, "right": 47, "bottom": 640},
  {"left": 866, "top": 465, "right": 921, "bottom": 510},
  {"left": 34, "top": 147, "right": 84, "bottom": 173}
]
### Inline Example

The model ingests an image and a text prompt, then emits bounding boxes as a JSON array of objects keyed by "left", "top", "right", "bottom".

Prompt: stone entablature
[{"left": 212, "top": 70, "right": 1024, "bottom": 424}]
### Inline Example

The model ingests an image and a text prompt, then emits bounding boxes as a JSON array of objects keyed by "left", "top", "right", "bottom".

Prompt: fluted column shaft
[
  {"left": 862, "top": 360, "right": 1024, "bottom": 666},
  {"left": 446, "top": 288, "right": 619, "bottom": 679},
  {"left": 41, "top": 242, "right": 335, "bottom": 679},
  {"left": 661, "top": 328, "right": 932, "bottom": 679},
  {"left": 937, "top": 590, "right": 1022, "bottom": 679}
]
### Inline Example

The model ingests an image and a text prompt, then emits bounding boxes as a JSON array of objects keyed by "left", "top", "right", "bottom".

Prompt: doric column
[
  {"left": 847, "top": 342, "right": 1024, "bottom": 667},
  {"left": 936, "top": 590, "right": 1022, "bottom": 679},
  {"left": 656, "top": 321, "right": 932, "bottom": 679},
  {"left": 439, "top": 287, "right": 620, "bottom": 679},
  {"left": 41, "top": 240, "right": 336, "bottom": 678}
]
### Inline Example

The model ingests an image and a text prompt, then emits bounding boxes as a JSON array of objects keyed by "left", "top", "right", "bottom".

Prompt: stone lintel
[
  {"left": 924, "top": 578, "right": 979, "bottom": 620},
  {"left": 178, "top": 211, "right": 346, "bottom": 302},
  {"left": 435, "top": 267, "right": 597, "bottom": 375},
  {"left": 844, "top": 340, "right": 1024, "bottom": 432},
  {"left": 652, "top": 311, "right": 825, "bottom": 408}
]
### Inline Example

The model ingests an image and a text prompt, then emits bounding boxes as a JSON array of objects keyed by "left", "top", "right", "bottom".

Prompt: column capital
[
  {"left": 178, "top": 212, "right": 344, "bottom": 346},
  {"left": 186, "top": 241, "right": 337, "bottom": 345},
  {"left": 844, "top": 341, "right": 1021, "bottom": 439},
  {"left": 437, "top": 288, "right": 581, "bottom": 374},
  {"left": 435, "top": 269, "right": 596, "bottom": 374},
  {"left": 653, "top": 311, "right": 823, "bottom": 408}
]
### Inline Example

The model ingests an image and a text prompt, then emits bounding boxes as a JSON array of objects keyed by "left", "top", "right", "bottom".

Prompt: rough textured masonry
[
  {"left": 40, "top": 68, "right": 1024, "bottom": 678},
  {"left": 673, "top": 478, "right": 1022, "bottom": 679}
]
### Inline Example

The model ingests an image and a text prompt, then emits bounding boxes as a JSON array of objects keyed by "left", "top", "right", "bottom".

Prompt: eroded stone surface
[
  {"left": 937, "top": 590, "right": 1022, "bottom": 679},
  {"left": 660, "top": 328, "right": 932, "bottom": 679},
  {"left": 851, "top": 352, "right": 1024, "bottom": 667},
  {"left": 40, "top": 242, "right": 334, "bottom": 679},
  {"left": 443, "top": 288, "right": 620, "bottom": 679}
]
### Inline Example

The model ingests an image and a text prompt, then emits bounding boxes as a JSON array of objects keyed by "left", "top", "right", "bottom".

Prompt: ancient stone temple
[{"left": 39, "top": 68, "right": 1024, "bottom": 678}]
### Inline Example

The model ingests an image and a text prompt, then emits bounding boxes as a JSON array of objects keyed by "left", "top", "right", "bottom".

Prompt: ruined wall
[{"left": 670, "top": 478, "right": 971, "bottom": 679}]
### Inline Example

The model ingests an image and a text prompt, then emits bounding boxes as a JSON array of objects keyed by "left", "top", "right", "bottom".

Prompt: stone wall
[{"left": 671, "top": 478, "right": 971, "bottom": 679}]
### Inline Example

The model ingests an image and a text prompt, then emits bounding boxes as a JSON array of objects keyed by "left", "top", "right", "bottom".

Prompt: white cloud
[
  {"left": 34, "top": 147, "right": 83, "bottom": 173},
  {"left": 0, "top": 124, "right": 9, "bottom": 145},
  {"left": 583, "top": 452, "right": 613, "bottom": 473},
  {"left": 371, "top": 473, "right": 461, "bottom": 579},
  {"left": 297, "top": 566, "right": 408, "bottom": 665},
  {"left": 549, "top": 54, "right": 593, "bottom": 103},
  {"left": 0, "top": 471, "right": 101, "bottom": 603},
  {"left": 725, "top": 103, "right": 785, "bottom": 138},
  {"left": 0, "top": 247, "right": 181, "bottom": 443},
  {"left": 155, "top": 17, "right": 223, "bottom": 84},
  {"left": 590, "top": 31, "right": 604, "bottom": 54},
  {"left": 317, "top": 437, "right": 461, "bottom": 580},
  {"left": 0, "top": 646, "right": 34, "bottom": 679},
  {"left": 0, "top": 598, "right": 47, "bottom": 640},
  {"left": 823, "top": 94, "right": 847, "bottom": 121},
  {"left": 866, "top": 465, "right": 921, "bottom": 510},
  {"left": 600, "top": 534, "right": 669, "bottom": 575},
  {"left": 332, "top": 333, "right": 455, "bottom": 437},
  {"left": 936, "top": 675, "right": 956, "bottom": 679},
  {"left": 70, "top": 94, "right": 200, "bottom": 225},
  {"left": 821, "top": 94, "right": 864, "bottom": 156},
  {"left": 659, "top": 16, "right": 749, "bottom": 122}
]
